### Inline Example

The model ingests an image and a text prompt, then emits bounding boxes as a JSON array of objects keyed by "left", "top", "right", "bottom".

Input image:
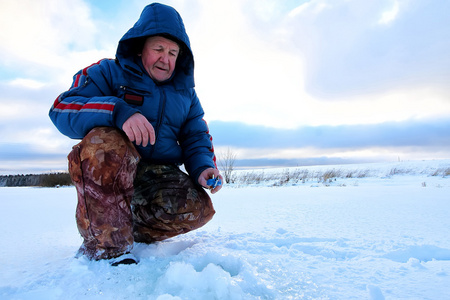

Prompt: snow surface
[{"left": 1, "top": 160, "right": 450, "bottom": 299}]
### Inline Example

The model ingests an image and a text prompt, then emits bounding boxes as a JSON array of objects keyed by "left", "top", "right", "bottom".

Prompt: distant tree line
[{"left": 0, "top": 173, "right": 73, "bottom": 187}]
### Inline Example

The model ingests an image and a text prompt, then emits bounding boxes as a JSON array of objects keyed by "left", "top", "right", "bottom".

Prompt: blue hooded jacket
[{"left": 49, "top": 3, "right": 216, "bottom": 182}]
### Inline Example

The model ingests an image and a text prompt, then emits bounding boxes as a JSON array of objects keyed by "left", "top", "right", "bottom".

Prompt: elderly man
[{"left": 49, "top": 3, "right": 222, "bottom": 265}]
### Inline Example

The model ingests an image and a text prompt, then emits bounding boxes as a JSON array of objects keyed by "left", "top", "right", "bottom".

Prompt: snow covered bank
[
  {"left": 230, "top": 159, "right": 450, "bottom": 187},
  {"left": 1, "top": 160, "right": 450, "bottom": 299}
]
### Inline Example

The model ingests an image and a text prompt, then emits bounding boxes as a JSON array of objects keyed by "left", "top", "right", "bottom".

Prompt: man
[{"left": 49, "top": 3, "right": 222, "bottom": 265}]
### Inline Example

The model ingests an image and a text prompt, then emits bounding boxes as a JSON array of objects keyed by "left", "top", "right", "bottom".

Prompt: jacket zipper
[{"left": 148, "top": 88, "right": 167, "bottom": 159}]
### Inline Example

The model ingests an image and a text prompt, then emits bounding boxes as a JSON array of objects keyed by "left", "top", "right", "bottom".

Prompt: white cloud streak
[{"left": 0, "top": 0, "right": 449, "bottom": 173}]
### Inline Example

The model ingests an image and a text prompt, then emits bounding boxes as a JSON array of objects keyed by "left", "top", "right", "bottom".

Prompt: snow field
[{"left": 1, "top": 160, "right": 450, "bottom": 299}]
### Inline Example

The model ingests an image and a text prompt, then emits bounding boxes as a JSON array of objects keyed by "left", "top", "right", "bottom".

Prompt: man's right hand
[{"left": 122, "top": 113, "right": 155, "bottom": 147}]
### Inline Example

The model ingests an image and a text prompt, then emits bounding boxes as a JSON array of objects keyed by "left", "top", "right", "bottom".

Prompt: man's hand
[
  {"left": 198, "top": 168, "right": 223, "bottom": 194},
  {"left": 122, "top": 113, "right": 155, "bottom": 147}
]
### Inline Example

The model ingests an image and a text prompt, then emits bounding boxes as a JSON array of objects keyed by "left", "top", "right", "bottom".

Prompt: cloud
[
  {"left": 0, "top": 0, "right": 449, "bottom": 173},
  {"left": 379, "top": 0, "right": 400, "bottom": 25},
  {"left": 188, "top": 0, "right": 450, "bottom": 131},
  {"left": 232, "top": 157, "right": 374, "bottom": 169},
  {"left": 209, "top": 118, "right": 450, "bottom": 149},
  {"left": 0, "top": 80, "right": 75, "bottom": 169},
  {"left": 209, "top": 118, "right": 450, "bottom": 166},
  {"left": 0, "top": 1, "right": 93, "bottom": 69},
  {"left": 277, "top": 0, "right": 450, "bottom": 98},
  {"left": 0, "top": 0, "right": 127, "bottom": 86},
  {"left": 181, "top": 1, "right": 308, "bottom": 128}
]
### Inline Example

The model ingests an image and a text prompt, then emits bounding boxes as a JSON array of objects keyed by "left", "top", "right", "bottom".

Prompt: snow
[{"left": 1, "top": 160, "right": 450, "bottom": 299}]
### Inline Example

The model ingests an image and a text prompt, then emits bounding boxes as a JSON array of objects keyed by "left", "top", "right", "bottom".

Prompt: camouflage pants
[{"left": 68, "top": 127, "right": 215, "bottom": 260}]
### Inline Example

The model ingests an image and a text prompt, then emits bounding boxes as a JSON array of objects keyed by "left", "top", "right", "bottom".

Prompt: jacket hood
[{"left": 116, "top": 3, "right": 194, "bottom": 88}]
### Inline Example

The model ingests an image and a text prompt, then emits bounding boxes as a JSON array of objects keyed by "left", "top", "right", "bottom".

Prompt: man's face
[{"left": 141, "top": 36, "right": 180, "bottom": 82}]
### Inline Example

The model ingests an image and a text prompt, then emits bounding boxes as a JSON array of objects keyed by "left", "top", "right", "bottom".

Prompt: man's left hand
[{"left": 198, "top": 168, "right": 223, "bottom": 194}]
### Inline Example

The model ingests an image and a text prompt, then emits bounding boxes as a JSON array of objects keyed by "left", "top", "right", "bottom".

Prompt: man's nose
[{"left": 159, "top": 52, "right": 169, "bottom": 64}]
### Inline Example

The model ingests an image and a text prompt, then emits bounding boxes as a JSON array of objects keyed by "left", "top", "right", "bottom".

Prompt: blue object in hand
[{"left": 207, "top": 177, "right": 222, "bottom": 188}]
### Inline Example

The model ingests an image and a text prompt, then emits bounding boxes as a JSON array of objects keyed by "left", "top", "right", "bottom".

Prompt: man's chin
[{"left": 151, "top": 72, "right": 171, "bottom": 82}]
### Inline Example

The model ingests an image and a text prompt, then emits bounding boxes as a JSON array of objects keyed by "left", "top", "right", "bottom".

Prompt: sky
[{"left": 1, "top": 0, "right": 450, "bottom": 174}]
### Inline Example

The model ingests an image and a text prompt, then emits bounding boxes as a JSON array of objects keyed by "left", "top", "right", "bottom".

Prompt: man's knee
[
  {"left": 80, "top": 127, "right": 138, "bottom": 159},
  {"left": 68, "top": 127, "right": 140, "bottom": 186},
  {"left": 132, "top": 164, "right": 215, "bottom": 243}
]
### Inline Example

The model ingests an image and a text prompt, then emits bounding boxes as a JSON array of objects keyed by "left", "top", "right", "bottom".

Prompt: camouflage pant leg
[
  {"left": 132, "top": 163, "right": 215, "bottom": 243},
  {"left": 68, "top": 127, "right": 140, "bottom": 260}
]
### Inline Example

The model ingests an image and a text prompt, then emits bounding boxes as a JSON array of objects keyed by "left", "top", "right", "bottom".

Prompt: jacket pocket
[{"left": 118, "top": 85, "right": 151, "bottom": 106}]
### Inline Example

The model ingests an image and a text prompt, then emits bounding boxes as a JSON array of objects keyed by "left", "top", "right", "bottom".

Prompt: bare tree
[{"left": 219, "top": 147, "right": 237, "bottom": 184}]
